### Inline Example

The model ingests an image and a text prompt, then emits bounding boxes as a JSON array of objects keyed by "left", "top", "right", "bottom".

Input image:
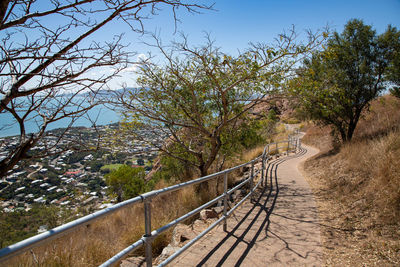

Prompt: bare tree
[
  {"left": 0, "top": 0, "right": 212, "bottom": 177},
  {"left": 115, "top": 30, "right": 325, "bottom": 177}
]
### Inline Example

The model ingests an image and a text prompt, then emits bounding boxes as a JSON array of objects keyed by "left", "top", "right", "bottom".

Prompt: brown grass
[
  {"left": 302, "top": 95, "right": 400, "bottom": 266},
  {"left": 4, "top": 182, "right": 209, "bottom": 267},
  {"left": 301, "top": 123, "right": 333, "bottom": 151},
  {"left": 353, "top": 95, "right": 400, "bottom": 141}
]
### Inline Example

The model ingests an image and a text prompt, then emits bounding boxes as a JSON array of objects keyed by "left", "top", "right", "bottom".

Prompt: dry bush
[{"left": 301, "top": 123, "right": 333, "bottom": 151}]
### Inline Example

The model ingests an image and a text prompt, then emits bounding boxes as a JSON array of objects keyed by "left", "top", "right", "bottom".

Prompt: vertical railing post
[
  {"left": 298, "top": 138, "right": 301, "bottom": 152},
  {"left": 223, "top": 172, "right": 228, "bottom": 232},
  {"left": 261, "top": 155, "right": 265, "bottom": 187},
  {"left": 266, "top": 145, "right": 270, "bottom": 187},
  {"left": 275, "top": 142, "right": 278, "bottom": 156},
  {"left": 250, "top": 161, "right": 254, "bottom": 202},
  {"left": 144, "top": 199, "right": 152, "bottom": 267},
  {"left": 286, "top": 138, "right": 290, "bottom": 156}
]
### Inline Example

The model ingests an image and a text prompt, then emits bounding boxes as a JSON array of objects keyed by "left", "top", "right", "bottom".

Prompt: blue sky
[{"left": 101, "top": 0, "right": 400, "bottom": 88}]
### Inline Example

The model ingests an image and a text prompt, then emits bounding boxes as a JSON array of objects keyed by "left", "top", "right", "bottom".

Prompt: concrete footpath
[{"left": 172, "top": 144, "right": 322, "bottom": 266}]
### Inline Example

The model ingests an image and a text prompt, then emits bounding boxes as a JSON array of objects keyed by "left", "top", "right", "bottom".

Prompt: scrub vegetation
[{"left": 302, "top": 95, "right": 400, "bottom": 265}]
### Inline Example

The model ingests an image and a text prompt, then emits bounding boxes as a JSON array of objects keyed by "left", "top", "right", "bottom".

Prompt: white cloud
[
  {"left": 121, "top": 54, "right": 149, "bottom": 73},
  {"left": 121, "top": 64, "right": 139, "bottom": 73},
  {"left": 137, "top": 53, "right": 148, "bottom": 61}
]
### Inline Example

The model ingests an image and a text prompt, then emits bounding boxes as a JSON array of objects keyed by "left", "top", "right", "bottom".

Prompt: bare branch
[{"left": 0, "top": 0, "right": 213, "bottom": 177}]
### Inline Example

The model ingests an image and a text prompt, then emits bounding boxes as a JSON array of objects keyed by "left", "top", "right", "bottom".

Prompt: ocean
[{"left": 0, "top": 104, "right": 121, "bottom": 138}]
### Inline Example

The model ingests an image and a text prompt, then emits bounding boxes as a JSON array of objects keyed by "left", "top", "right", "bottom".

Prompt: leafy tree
[
  {"left": 105, "top": 165, "right": 145, "bottom": 202},
  {"left": 116, "top": 31, "right": 324, "bottom": 176},
  {"left": 289, "top": 19, "right": 400, "bottom": 142},
  {"left": 0, "top": 0, "right": 211, "bottom": 177},
  {"left": 380, "top": 25, "right": 400, "bottom": 97},
  {"left": 88, "top": 160, "right": 104, "bottom": 172}
]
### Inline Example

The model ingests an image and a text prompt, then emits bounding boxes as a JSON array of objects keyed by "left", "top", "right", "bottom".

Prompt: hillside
[{"left": 301, "top": 95, "right": 400, "bottom": 265}]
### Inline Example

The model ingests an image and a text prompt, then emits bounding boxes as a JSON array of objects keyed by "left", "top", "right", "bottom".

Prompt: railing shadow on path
[{"left": 195, "top": 148, "right": 308, "bottom": 267}]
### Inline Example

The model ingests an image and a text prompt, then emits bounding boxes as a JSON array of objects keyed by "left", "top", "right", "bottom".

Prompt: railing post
[
  {"left": 298, "top": 138, "right": 301, "bottom": 152},
  {"left": 261, "top": 155, "right": 265, "bottom": 187},
  {"left": 250, "top": 161, "right": 254, "bottom": 202},
  {"left": 275, "top": 142, "right": 278, "bottom": 155},
  {"left": 287, "top": 139, "right": 290, "bottom": 156},
  {"left": 223, "top": 173, "right": 228, "bottom": 232},
  {"left": 144, "top": 199, "right": 152, "bottom": 267},
  {"left": 266, "top": 146, "right": 270, "bottom": 187}
]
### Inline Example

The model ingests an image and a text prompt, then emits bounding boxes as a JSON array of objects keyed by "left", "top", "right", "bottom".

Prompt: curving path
[{"left": 172, "top": 144, "right": 322, "bottom": 266}]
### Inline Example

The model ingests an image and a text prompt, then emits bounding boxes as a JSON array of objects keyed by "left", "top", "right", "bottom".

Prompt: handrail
[{"left": 0, "top": 132, "right": 300, "bottom": 266}]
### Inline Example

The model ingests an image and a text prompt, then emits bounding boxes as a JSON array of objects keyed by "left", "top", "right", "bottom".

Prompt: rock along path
[{"left": 171, "top": 144, "right": 322, "bottom": 266}]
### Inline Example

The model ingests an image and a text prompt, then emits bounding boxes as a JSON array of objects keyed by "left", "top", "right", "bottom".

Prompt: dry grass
[
  {"left": 4, "top": 181, "right": 209, "bottom": 267},
  {"left": 302, "top": 95, "right": 400, "bottom": 266},
  {"left": 354, "top": 95, "right": 400, "bottom": 141},
  {"left": 239, "top": 145, "right": 265, "bottom": 164},
  {"left": 301, "top": 123, "right": 333, "bottom": 151},
  {"left": 5, "top": 205, "right": 145, "bottom": 266}
]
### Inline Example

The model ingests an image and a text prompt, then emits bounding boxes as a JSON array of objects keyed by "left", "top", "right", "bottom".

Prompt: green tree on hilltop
[{"left": 289, "top": 19, "right": 400, "bottom": 142}]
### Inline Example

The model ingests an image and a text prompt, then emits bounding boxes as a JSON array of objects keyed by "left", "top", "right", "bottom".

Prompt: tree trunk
[
  {"left": 339, "top": 127, "right": 347, "bottom": 143},
  {"left": 196, "top": 166, "right": 209, "bottom": 194}
]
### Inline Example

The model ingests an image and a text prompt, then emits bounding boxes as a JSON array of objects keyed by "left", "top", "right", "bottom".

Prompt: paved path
[{"left": 172, "top": 144, "right": 322, "bottom": 266}]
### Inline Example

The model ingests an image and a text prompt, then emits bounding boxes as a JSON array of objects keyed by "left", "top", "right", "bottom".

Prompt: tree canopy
[
  {"left": 116, "top": 30, "right": 324, "bottom": 176},
  {"left": 289, "top": 19, "right": 400, "bottom": 142}
]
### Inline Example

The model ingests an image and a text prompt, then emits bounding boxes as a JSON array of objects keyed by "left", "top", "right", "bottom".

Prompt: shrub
[{"left": 105, "top": 165, "right": 146, "bottom": 202}]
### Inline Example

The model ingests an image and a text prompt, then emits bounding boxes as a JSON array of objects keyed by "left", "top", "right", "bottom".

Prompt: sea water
[{"left": 0, "top": 104, "right": 121, "bottom": 138}]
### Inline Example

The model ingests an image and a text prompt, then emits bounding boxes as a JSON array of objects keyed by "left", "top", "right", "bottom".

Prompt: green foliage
[
  {"left": 0, "top": 204, "right": 74, "bottom": 248},
  {"left": 220, "top": 119, "right": 265, "bottom": 157},
  {"left": 289, "top": 19, "right": 400, "bottom": 142},
  {"left": 120, "top": 34, "right": 309, "bottom": 176},
  {"left": 380, "top": 25, "right": 400, "bottom": 90},
  {"left": 105, "top": 165, "right": 145, "bottom": 202},
  {"left": 101, "top": 163, "right": 124, "bottom": 172},
  {"left": 66, "top": 151, "right": 90, "bottom": 164},
  {"left": 390, "top": 87, "right": 400, "bottom": 98},
  {"left": 88, "top": 160, "right": 104, "bottom": 172},
  {"left": 267, "top": 109, "right": 279, "bottom": 122},
  {"left": 152, "top": 145, "right": 196, "bottom": 184}
]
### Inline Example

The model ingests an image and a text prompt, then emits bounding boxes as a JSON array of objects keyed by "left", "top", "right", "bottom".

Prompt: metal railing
[{"left": 0, "top": 133, "right": 300, "bottom": 266}]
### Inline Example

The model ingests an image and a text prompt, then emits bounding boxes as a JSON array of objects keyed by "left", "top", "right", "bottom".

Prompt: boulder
[
  {"left": 212, "top": 206, "right": 224, "bottom": 214},
  {"left": 171, "top": 223, "right": 196, "bottom": 247},
  {"left": 153, "top": 245, "right": 180, "bottom": 265},
  {"left": 199, "top": 209, "right": 218, "bottom": 220}
]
